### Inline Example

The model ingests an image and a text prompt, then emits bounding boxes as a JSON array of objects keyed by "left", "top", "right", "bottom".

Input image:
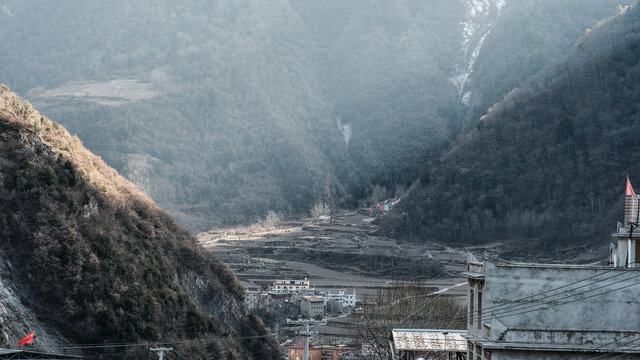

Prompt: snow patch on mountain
[
  {"left": 336, "top": 116, "right": 351, "bottom": 146},
  {"left": 451, "top": 0, "right": 505, "bottom": 106}
]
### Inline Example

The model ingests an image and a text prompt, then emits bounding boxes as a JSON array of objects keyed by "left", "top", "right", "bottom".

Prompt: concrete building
[
  {"left": 317, "top": 345, "right": 358, "bottom": 360},
  {"left": 327, "top": 289, "right": 356, "bottom": 308},
  {"left": 463, "top": 259, "right": 640, "bottom": 359},
  {"left": 287, "top": 342, "right": 322, "bottom": 360},
  {"left": 462, "top": 177, "right": 640, "bottom": 359},
  {"left": 300, "top": 296, "right": 325, "bottom": 319},
  {"left": 271, "top": 279, "right": 311, "bottom": 293},
  {"left": 326, "top": 299, "right": 347, "bottom": 314}
]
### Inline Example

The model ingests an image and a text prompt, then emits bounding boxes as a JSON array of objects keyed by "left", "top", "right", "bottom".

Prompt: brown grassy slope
[{"left": 0, "top": 85, "right": 279, "bottom": 359}]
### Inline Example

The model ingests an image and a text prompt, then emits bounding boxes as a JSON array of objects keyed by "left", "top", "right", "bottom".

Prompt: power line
[
  {"left": 172, "top": 349, "right": 189, "bottom": 360},
  {"left": 580, "top": 334, "right": 640, "bottom": 360},
  {"left": 368, "top": 261, "right": 640, "bottom": 329},
  {"left": 45, "top": 333, "right": 274, "bottom": 351},
  {"left": 359, "top": 267, "right": 640, "bottom": 332},
  {"left": 587, "top": 336, "right": 640, "bottom": 360},
  {"left": 467, "top": 261, "right": 640, "bottom": 318},
  {"left": 479, "top": 270, "right": 640, "bottom": 322}
]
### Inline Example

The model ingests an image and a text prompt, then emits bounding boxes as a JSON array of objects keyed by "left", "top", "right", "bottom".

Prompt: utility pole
[
  {"left": 287, "top": 318, "right": 326, "bottom": 360},
  {"left": 150, "top": 347, "right": 174, "bottom": 360}
]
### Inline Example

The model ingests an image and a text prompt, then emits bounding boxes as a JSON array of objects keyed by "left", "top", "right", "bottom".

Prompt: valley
[
  {"left": 1, "top": 1, "right": 638, "bottom": 358},
  {"left": 198, "top": 209, "right": 469, "bottom": 297}
]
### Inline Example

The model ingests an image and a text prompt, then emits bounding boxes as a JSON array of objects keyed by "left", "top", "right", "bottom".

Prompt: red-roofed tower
[{"left": 612, "top": 177, "right": 640, "bottom": 267}]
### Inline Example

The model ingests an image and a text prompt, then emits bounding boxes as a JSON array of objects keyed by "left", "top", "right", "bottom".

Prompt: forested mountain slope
[
  {"left": 1, "top": 0, "right": 356, "bottom": 230},
  {"left": 0, "top": 87, "right": 279, "bottom": 359},
  {"left": 383, "top": 5, "right": 640, "bottom": 258},
  {"left": 462, "top": 0, "right": 633, "bottom": 127},
  {"left": 0, "top": 1, "right": 628, "bottom": 231}
]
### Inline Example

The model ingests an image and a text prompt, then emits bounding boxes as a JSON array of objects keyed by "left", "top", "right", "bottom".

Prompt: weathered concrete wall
[
  {"left": 483, "top": 261, "right": 640, "bottom": 333},
  {"left": 501, "top": 329, "right": 640, "bottom": 345}
]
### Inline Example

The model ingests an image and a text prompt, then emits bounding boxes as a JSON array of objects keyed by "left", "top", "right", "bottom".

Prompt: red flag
[
  {"left": 627, "top": 176, "right": 636, "bottom": 196},
  {"left": 18, "top": 331, "right": 34, "bottom": 347}
]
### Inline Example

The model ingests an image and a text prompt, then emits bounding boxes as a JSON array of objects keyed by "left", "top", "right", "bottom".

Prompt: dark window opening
[
  {"left": 478, "top": 291, "right": 483, "bottom": 329},
  {"left": 469, "top": 289, "right": 474, "bottom": 325}
]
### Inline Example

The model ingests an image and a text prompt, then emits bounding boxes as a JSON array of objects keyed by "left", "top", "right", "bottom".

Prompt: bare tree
[
  {"left": 354, "top": 282, "right": 465, "bottom": 359},
  {"left": 310, "top": 202, "right": 331, "bottom": 220},
  {"left": 262, "top": 210, "right": 280, "bottom": 231}
]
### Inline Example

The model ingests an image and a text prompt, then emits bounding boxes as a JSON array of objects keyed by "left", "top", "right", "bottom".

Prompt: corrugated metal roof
[{"left": 392, "top": 329, "right": 467, "bottom": 352}]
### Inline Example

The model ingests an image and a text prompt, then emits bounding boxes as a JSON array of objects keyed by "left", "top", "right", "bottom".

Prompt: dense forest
[
  {"left": 0, "top": 87, "right": 279, "bottom": 359},
  {"left": 0, "top": 0, "right": 629, "bottom": 231},
  {"left": 383, "top": 4, "right": 640, "bottom": 258}
]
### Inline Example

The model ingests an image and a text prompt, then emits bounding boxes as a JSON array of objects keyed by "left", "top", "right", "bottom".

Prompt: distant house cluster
[{"left": 243, "top": 278, "right": 357, "bottom": 320}]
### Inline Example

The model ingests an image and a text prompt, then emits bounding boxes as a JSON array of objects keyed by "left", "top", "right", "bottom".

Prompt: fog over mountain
[{"left": 0, "top": 0, "right": 628, "bottom": 231}]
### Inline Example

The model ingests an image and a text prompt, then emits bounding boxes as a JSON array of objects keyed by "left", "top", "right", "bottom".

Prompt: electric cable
[{"left": 587, "top": 336, "right": 640, "bottom": 360}]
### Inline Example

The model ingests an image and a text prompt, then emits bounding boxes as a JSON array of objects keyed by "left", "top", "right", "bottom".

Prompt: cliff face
[
  {"left": 0, "top": 253, "right": 75, "bottom": 353},
  {"left": 0, "top": 85, "right": 279, "bottom": 359}
]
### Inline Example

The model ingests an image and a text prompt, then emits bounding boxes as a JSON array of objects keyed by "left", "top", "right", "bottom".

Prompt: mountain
[
  {"left": 0, "top": 86, "right": 279, "bottom": 358},
  {"left": 461, "top": 0, "right": 634, "bottom": 127},
  {"left": 0, "top": 1, "right": 629, "bottom": 231},
  {"left": 1, "top": 0, "right": 357, "bottom": 230},
  {"left": 382, "top": 4, "right": 640, "bottom": 259}
]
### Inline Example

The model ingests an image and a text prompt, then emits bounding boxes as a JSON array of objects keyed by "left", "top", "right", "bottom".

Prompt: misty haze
[{"left": 0, "top": 1, "right": 640, "bottom": 359}]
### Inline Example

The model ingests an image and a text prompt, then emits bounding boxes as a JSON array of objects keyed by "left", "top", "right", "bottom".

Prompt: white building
[
  {"left": 327, "top": 289, "right": 356, "bottom": 308},
  {"left": 271, "top": 279, "right": 310, "bottom": 293}
]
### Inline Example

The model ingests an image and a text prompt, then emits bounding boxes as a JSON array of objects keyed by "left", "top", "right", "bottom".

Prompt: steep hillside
[
  {"left": 0, "top": 86, "right": 279, "bottom": 358},
  {"left": 383, "top": 4, "right": 640, "bottom": 258}
]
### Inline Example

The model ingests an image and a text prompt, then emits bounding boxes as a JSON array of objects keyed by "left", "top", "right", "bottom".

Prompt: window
[
  {"left": 469, "top": 289, "right": 474, "bottom": 325},
  {"left": 477, "top": 291, "right": 482, "bottom": 329}
]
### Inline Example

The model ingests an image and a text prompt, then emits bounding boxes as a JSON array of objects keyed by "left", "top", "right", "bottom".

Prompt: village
[{"left": 198, "top": 179, "right": 640, "bottom": 360}]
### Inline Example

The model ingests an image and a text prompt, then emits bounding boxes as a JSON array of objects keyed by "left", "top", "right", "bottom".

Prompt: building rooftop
[
  {"left": 301, "top": 296, "right": 323, "bottom": 302},
  {"left": 392, "top": 329, "right": 467, "bottom": 352}
]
